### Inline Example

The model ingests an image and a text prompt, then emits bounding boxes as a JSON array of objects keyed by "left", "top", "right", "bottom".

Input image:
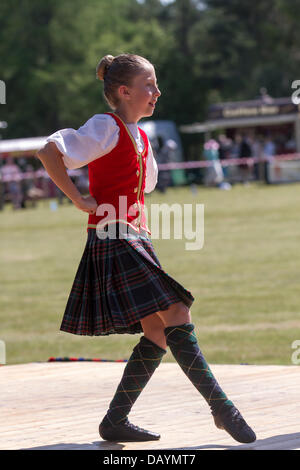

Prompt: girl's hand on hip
[{"left": 73, "top": 195, "right": 98, "bottom": 214}]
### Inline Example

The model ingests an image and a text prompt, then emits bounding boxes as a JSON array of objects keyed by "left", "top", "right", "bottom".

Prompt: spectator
[
  {"left": 203, "top": 138, "right": 225, "bottom": 187},
  {"left": 263, "top": 135, "right": 276, "bottom": 184},
  {"left": 285, "top": 137, "right": 296, "bottom": 153},
  {"left": 263, "top": 135, "right": 276, "bottom": 161},
  {"left": 0, "top": 157, "right": 23, "bottom": 209},
  {"left": 252, "top": 135, "right": 263, "bottom": 180},
  {"left": 238, "top": 134, "right": 253, "bottom": 183},
  {"left": 218, "top": 134, "right": 233, "bottom": 178},
  {"left": 23, "top": 162, "right": 45, "bottom": 207},
  {"left": 218, "top": 134, "right": 232, "bottom": 160},
  {"left": 231, "top": 133, "right": 242, "bottom": 158}
]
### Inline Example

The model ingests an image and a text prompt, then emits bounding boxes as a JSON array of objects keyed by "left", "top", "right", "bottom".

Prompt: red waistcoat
[{"left": 87, "top": 112, "right": 150, "bottom": 234}]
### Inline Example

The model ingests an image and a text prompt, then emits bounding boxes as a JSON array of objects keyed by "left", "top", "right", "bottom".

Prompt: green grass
[{"left": 1, "top": 183, "right": 300, "bottom": 365}]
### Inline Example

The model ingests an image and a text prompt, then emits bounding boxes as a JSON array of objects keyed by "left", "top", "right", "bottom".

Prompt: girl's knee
[{"left": 158, "top": 302, "right": 191, "bottom": 327}]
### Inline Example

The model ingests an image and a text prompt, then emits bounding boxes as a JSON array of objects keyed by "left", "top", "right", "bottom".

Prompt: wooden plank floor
[{"left": 0, "top": 362, "right": 299, "bottom": 450}]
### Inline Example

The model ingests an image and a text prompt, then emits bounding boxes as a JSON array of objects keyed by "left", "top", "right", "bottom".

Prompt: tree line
[{"left": 0, "top": 0, "right": 299, "bottom": 140}]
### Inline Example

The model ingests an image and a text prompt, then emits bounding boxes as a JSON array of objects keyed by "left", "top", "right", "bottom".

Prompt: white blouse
[{"left": 46, "top": 114, "right": 158, "bottom": 193}]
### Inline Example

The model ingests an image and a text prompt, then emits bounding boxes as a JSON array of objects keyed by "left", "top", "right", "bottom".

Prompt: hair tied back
[{"left": 96, "top": 55, "right": 115, "bottom": 81}]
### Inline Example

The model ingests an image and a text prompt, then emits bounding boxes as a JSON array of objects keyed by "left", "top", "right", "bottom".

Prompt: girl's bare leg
[
  {"left": 156, "top": 301, "right": 191, "bottom": 327},
  {"left": 140, "top": 302, "right": 191, "bottom": 349},
  {"left": 140, "top": 312, "right": 168, "bottom": 350}
]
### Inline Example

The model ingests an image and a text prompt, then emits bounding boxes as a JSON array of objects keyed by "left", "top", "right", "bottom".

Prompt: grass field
[{"left": 1, "top": 182, "right": 300, "bottom": 366}]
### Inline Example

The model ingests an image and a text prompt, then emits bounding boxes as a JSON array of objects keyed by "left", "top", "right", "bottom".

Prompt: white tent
[{"left": 0, "top": 136, "right": 47, "bottom": 155}]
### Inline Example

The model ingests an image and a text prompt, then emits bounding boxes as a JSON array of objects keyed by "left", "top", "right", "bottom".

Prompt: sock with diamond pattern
[
  {"left": 102, "top": 335, "right": 166, "bottom": 426},
  {"left": 164, "top": 323, "right": 234, "bottom": 416}
]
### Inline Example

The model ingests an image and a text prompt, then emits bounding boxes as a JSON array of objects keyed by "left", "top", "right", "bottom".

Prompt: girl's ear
[{"left": 118, "top": 85, "right": 131, "bottom": 100}]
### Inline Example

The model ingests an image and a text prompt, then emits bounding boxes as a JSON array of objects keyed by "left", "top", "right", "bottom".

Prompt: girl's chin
[
  {"left": 145, "top": 107, "right": 155, "bottom": 116},
  {"left": 138, "top": 107, "right": 155, "bottom": 120}
]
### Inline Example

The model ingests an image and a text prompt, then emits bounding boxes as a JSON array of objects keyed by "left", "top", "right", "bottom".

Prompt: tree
[
  {"left": 0, "top": 0, "right": 170, "bottom": 137},
  {"left": 1, "top": 0, "right": 299, "bottom": 138}
]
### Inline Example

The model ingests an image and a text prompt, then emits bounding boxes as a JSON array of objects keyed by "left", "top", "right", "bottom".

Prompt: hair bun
[{"left": 96, "top": 55, "right": 115, "bottom": 80}]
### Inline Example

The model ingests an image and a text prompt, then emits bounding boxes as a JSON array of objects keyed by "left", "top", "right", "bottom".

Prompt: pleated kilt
[{"left": 60, "top": 226, "right": 194, "bottom": 336}]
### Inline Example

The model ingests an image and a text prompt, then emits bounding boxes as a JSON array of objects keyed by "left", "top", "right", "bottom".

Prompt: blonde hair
[{"left": 96, "top": 53, "right": 153, "bottom": 109}]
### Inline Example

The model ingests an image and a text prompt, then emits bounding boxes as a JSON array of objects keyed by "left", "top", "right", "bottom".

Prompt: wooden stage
[{"left": 0, "top": 361, "right": 299, "bottom": 451}]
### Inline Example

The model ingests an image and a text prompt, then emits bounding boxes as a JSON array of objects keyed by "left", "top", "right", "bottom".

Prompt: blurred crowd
[
  {"left": 0, "top": 131, "right": 297, "bottom": 208},
  {"left": 0, "top": 156, "right": 89, "bottom": 210},
  {"left": 0, "top": 138, "right": 175, "bottom": 209},
  {"left": 203, "top": 132, "right": 296, "bottom": 188}
]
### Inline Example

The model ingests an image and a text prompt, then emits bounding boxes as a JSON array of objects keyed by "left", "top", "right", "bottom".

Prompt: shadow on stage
[
  {"left": 168, "top": 432, "right": 300, "bottom": 451},
  {"left": 21, "top": 432, "right": 300, "bottom": 450}
]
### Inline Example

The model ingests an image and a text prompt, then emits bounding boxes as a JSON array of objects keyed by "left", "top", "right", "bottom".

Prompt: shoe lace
[
  {"left": 228, "top": 409, "right": 247, "bottom": 429},
  {"left": 125, "top": 420, "right": 147, "bottom": 433}
]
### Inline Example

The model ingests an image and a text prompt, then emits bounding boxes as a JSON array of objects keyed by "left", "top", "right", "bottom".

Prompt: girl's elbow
[
  {"left": 36, "top": 148, "right": 45, "bottom": 161},
  {"left": 36, "top": 142, "right": 61, "bottom": 161},
  {"left": 36, "top": 143, "right": 51, "bottom": 160}
]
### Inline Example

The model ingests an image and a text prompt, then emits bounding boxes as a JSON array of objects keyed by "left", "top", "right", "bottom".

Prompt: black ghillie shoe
[
  {"left": 99, "top": 418, "right": 160, "bottom": 442},
  {"left": 213, "top": 406, "right": 256, "bottom": 444}
]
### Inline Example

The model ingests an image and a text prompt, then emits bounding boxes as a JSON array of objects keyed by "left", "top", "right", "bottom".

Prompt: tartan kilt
[{"left": 60, "top": 227, "right": 194, "bottom": 336}]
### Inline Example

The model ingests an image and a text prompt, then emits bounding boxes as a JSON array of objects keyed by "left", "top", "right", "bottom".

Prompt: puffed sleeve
[
  {"left": 144, "top": 143, "right": 158, "bottom": 193},
  {"left": 46, "top": 114, "right": 120, "bottom": 169}
]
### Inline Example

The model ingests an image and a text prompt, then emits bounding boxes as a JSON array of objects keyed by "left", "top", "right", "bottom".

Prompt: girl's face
[{"left": 120, "top": 65, "right": 161, "bottom": 120}]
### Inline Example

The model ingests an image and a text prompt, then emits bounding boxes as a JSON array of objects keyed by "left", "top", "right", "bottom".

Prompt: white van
[{"left": 139, "top": 119, "right": 186, "bottom": 186}]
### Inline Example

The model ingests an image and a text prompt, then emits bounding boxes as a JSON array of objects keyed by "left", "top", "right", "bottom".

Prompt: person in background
[
  {"left": 263, "top": 135, "right": 276, "bottom": 161},
  {"left": 238, "top": 134, "right": 253, "bottom": 184},
  {"left": 218, "top": 133, "right": 233, "bottom": 180},
  {"left": 231, "top": 133, "right": 241, "bottom": 158},
  {"left": 203, "top": 138, "right": 231, "bottom": 189},
  {"left": 263, "top": 135, "right": 276, "bottom": 184},
  {"left": 23, "top": 162, "right": 45, "bottom": 207},
  {"left": 285, "top": 136, "right": 296, "bottom": 153},
  {"left": 252, "top": 135, "right": 263, "bottom": 181},
  {"left": 0, "top": 157, "right": 23, "bottom": 209},
  {"left": 203, "top": 138, "right": 222, "bottom": 186}
]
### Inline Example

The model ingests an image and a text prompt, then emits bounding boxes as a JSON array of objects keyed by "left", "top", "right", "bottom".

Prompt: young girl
[{"left": 37, "top": 53, "right": 256, "bottom": 444}]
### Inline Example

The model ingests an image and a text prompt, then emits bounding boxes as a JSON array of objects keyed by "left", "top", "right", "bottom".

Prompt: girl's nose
[{"left": 155, "top": 87, "right": 161, "bottom": 97}]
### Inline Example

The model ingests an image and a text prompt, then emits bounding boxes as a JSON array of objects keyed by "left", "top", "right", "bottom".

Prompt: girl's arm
[{"left": 36, "top": 142, "right": 97, "bottom": 214}]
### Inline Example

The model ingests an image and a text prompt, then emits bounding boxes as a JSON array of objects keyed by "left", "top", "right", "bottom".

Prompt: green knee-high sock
[
  {"left": 165, "top": 323, "right": 233, "bottom": 416},
  {"left": 102, "top": 336, "right": 166, "bottom": 426}
]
